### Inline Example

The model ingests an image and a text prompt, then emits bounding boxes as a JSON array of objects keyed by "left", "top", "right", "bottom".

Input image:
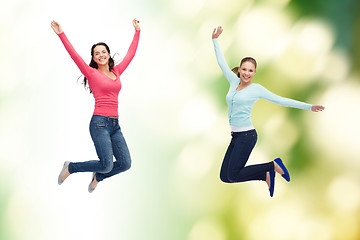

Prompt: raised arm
[
  {"left": 113, "top": 19, "right": 141, "bottom": 76},
  {"left": 212, "top": 26, "right": 239, "bottom": 84},
  {"left": 51, "top": 20, "right": 92, "bottom": 77}
]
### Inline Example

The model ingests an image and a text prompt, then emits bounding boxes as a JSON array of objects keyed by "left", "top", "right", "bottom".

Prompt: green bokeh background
[{"left": 1, "top": 0, "right": 359, "bottom": 239}]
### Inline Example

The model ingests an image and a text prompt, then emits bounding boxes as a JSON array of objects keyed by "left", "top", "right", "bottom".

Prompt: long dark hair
[{"left": 82, "top": 42, "right": 115, "bottom": 93}]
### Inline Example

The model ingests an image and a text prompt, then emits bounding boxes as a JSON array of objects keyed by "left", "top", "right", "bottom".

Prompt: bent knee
[
  {"left": 98, "top": 161, "right": 113, "bottom": 173},
  {"left": 227, "top": 173, "right": 238, "bottom": 183},
  {"left": 123, "top": 160, "right": 131, "bottom": 171},
  {"left": 220, "top": 175, "right": 232, "bottom": 183}
]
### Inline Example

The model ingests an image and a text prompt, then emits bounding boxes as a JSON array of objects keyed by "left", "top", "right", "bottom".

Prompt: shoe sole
[
  {"left": 88, "top": 172, "right": 96, "bottom": 193},
  {"left": 269, "top": 171, "right": 275, "bottom": 197},
  {"left": 58, "top": 161, "right": 70, "bottom": 185}
]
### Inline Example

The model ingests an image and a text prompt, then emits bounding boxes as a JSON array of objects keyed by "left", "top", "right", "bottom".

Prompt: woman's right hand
[
  {"left": 51, "top": 20, "right": 63, "bottom": 34},
  {"left": 212, "top": 26, "right": 223, "bottom": 39}
]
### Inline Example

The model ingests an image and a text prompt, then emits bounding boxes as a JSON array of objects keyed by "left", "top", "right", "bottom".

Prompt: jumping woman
[
  {"left": 212, "top": 26, "right": 324, "bottom": 197},
  {"left": 52, "top": 19, "right": 140, "bottom": 193}
]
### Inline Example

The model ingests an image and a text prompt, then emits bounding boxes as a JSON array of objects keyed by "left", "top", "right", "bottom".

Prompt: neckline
[
  {"left": 236, "top": 83, "right": 253, "bottom": 92},
  {"left": 98, "top": 69, "right": 118, "bottom": 80}
]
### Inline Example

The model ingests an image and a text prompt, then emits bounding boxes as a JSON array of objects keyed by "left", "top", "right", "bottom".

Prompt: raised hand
[
  {"left": 311, "top": 105, "right": 325, "bottom": 112},
  {"left": 212, "top": 26, "right": 223, "bottom": 39},
  {"left": 132, "top": 18, "right": 140, "bottom": 30},
  {"left": 51, "top": 20, "right": 63, "bottom": 34}
]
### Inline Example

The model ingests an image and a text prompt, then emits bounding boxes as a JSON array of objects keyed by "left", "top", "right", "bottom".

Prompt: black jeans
[{"left": 220, "top": 129, "right": 274, "bottom": 183}]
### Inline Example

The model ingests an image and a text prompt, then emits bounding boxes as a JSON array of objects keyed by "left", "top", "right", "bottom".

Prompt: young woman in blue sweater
[{"left": 212, "top": 26, "right": 324, "bottom": 197}]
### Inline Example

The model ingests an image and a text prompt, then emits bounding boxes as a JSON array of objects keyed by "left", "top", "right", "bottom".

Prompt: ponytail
[{"left": 232, "top": 67, "right": 240, "bottom": 78}]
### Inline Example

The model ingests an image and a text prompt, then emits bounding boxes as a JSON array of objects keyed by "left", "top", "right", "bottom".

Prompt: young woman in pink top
[{"left": 52, "top": 19, "right": 140, "bottom": 193}]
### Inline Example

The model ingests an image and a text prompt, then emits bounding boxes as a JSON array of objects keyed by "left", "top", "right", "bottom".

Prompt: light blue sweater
[{"left": 212, "top": 39, "right": 312, "bottom": 128}]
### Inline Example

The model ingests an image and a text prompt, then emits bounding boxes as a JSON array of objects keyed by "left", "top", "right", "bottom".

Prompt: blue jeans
[
  {"left": 68, "top": 115, "right": 131, "bottom": 182},
  {"left": 220, "top": 129, "right": 274, "bottom": 183}
]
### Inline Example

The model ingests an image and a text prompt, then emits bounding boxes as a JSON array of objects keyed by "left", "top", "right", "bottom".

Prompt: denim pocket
[{"left": 93, "top": 121, "right": 107, "bottom": 129}]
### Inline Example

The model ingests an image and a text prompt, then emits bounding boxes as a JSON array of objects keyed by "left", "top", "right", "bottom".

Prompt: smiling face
[
  {"left": 239, "top": 61, "right": 256, "bottom": 83},
  {"left": 93, "top": 45, "right": 110, "bottom": 66}
]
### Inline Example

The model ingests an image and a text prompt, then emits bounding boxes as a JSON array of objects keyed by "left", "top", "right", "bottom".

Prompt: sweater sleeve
[
  {"left": 258, "top": 84, "right": 312, "bottom": 110},
  {"left": 113, "top": 30, "right": 140, "bottom": 76},
  {"left": 58, "top": 32, "right": 92, "bottom": 77},
  {"left": 212, "top": 38, "right": 239, "bottom": 84}
]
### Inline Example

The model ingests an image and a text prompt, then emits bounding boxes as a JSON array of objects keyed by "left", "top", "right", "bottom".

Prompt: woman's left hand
[
  {"left": 132, "top": 18, "right": 140, "bottom": 30},
  {"left": 311, "top": 105, "right": 325, "bottom": 112}
]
